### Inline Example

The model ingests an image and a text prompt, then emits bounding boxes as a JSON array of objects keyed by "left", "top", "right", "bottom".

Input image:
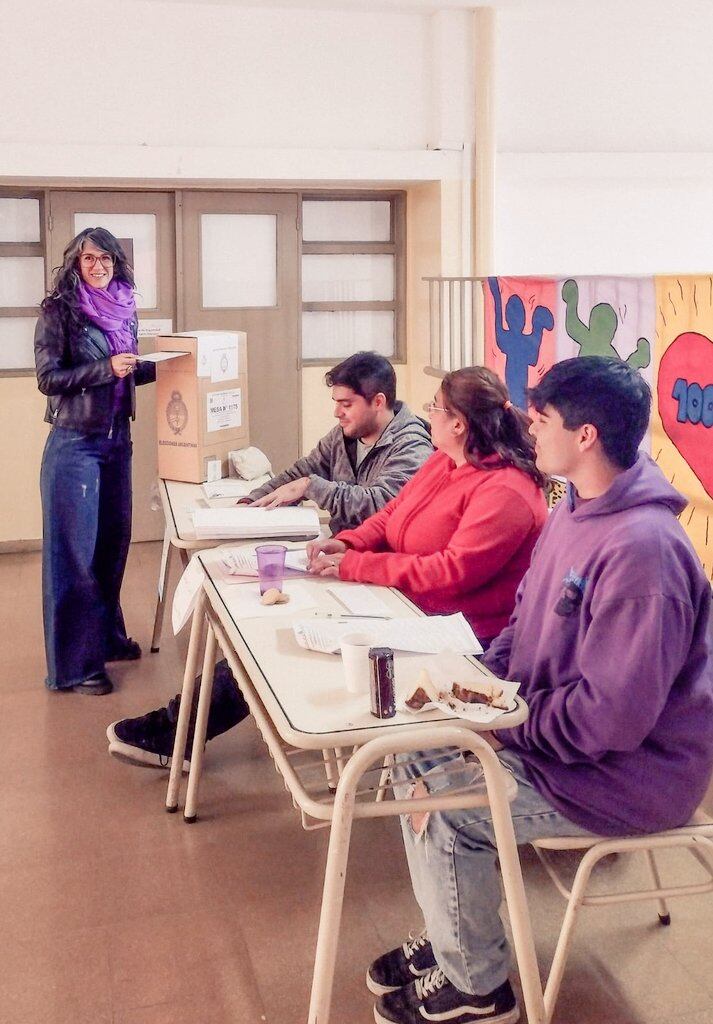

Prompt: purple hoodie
[{"left": 484, "top": 453, "right": 713, "bottom": 836}]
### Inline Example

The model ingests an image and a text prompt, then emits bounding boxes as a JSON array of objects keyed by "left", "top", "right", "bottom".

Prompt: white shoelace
[
  {"left": 402, "top": 930, "right": 429, "bottom": 961},
  {"left": 415, "top": 967, "right": 447, "bottom": 1000}
]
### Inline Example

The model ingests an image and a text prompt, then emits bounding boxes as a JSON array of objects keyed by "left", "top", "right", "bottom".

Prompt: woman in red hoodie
[{"left": 308, "top": 367, "right": 548, "bottom": 644}]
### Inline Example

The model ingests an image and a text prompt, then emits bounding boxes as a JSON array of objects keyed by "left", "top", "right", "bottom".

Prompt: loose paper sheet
[
  {"left": 210, "top": 344, "right": 239, "bottom": 383},
  {"left": 190, "top": 506, "right": 320, "bottom": 540},
  {"left": 326, "top": 584, "right": 391, "bottom": 618},
  {"left": 201, "top": 475, "right": 272, "bottom": 500},
  {"left": 137, "top": 319, "right": 173, "bottom": 338},
  {"left": 139, "top": 350, "right": 189, "bottom": 364},
  {"left": 292, "top": 613, "right": 483, "bottom": 655},
  {"left": 207, "top": 388, "right": 242, "bottom": 433},
  {"left": 222, "top": 581, "right": 317, "bottom": 620},
  {"left": 175, "top": 331, "right": 241, "bottom": 378},
  {"left": 172, "top": 553, "right": 205, "bottom": 634},
  {"left": 219, "top": 548, "right": 309, "bottom": 577}
]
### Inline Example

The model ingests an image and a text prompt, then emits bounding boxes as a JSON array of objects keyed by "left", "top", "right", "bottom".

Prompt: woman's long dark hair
[
  {"left": 41, "top": 227, "right": 135, "bottom": 317},
  {"left": 441, "top": 366, "right": 547, "bottom": 489}
]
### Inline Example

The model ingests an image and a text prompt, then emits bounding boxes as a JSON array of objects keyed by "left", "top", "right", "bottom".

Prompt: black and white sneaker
[
  {"left": 374, "top": 967, "right": 519, "bottom": 1024},
  {"left": 107, "top": 696, "right": 191, "bottom": 772},
  {"left": 367, "top": 932, "right": 437, "bottom": 995}
]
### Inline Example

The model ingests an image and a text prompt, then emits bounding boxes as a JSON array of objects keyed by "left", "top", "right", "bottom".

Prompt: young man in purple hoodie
[{"left": 368, "top": 357, "right": 713, "bottom": 1024}]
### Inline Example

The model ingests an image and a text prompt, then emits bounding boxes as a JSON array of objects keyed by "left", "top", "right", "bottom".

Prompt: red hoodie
[{"left": 336, "top": 450, "right": 547, "bottom": 641}]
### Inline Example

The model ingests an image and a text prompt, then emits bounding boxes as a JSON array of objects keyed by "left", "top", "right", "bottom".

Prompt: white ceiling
[
  {"left": 133, "top": 0, "right": 584, "bottom": 10},
  {"left": 132, "top": 0, "right": 690, "bottom": 13}
]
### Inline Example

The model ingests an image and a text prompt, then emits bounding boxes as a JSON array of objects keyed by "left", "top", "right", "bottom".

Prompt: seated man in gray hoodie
[
  {"left": 368, "top": 357, "right": 713, "bottom": 1024},
  {"left": 107, "top": 351, "right": 432, "bottom": 770},
  {"left": 241, "top": 351, "right": 433, "bottom": 534}
]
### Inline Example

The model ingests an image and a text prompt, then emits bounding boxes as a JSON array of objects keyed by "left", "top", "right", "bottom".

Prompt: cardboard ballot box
[{"left": 155, "top": 331, "right": 249, "bottom": 483}]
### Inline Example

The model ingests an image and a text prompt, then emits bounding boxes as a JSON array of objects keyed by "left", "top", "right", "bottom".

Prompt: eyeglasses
[
  {"left": 79, "top": 253, "right": 114, "bottom": 269},
  {"left": 423, "top": 401, "right": 450, "bottom": 414}
]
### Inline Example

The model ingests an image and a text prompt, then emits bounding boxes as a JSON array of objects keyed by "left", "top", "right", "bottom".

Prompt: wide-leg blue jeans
[{"left": 40, "top": 419, "right": 133, "bottom": 689}]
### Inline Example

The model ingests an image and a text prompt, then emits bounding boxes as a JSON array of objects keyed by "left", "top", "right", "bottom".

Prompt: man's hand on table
[{"left": 249, "top": 477, "right": 310, "bottom": 509}]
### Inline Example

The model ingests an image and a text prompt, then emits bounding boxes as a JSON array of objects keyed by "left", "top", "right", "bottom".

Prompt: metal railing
[{"left": 423, "top": 276, "right": 484, "bottom": 373}]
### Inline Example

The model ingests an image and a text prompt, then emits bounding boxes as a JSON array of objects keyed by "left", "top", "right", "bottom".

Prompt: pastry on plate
[
  {"left": 451, "top": 680, "right": 507, "bottom": 709},
  {"left": 405, "top": 668, "right": 442, "bottom": 710}
]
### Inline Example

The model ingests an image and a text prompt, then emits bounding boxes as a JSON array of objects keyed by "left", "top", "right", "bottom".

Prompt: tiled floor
[{"left": 1, "top": 542, "right": 712, "bottom": 1024}]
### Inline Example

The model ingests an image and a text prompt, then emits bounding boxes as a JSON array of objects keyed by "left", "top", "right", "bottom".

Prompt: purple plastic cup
[{"left": 255, "top": 544, "right": 288, "bottom": 595}]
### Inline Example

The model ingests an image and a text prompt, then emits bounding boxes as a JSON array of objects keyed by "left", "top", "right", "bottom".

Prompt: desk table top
[{"left": 198, "top": 549, "right": 528, "bottom": 750}]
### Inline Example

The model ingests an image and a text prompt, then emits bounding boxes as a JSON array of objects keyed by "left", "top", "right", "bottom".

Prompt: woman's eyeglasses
[
  {"left": 79, "top": 253, "right": 114, "bottom": 269},
  {"left": 423, "top": 401, "right": 450, "bottom": 414}
]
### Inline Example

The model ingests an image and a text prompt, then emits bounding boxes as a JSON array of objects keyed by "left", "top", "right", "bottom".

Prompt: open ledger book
[{"left": 190, "top": 506, "right": 320, "bottom": 540}]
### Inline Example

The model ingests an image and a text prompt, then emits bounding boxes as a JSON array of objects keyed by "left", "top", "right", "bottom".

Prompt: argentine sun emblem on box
[{"left": 167, "top": 391, "right": 188, "bottom": 435}]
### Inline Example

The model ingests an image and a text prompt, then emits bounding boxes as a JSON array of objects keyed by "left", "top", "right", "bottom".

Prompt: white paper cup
[{"left": 339, "top": 632, "right": 372, "bottom": 695}]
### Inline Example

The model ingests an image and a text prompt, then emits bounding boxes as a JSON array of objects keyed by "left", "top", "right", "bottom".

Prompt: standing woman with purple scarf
[{"left": 34, "top": 228, "right": 156, "bottom": 695}]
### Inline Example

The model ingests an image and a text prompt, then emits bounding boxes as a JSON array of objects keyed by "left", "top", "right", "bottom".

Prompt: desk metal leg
[
  {"left": 307, "top": 754, "right": 360, "bottom": 1023},
  {"left": 321, "top": 749, "right": 339, "bottom": 793},
  {"left": 485, "top": 763, "right": 547, "bottom": 1024},
  {"left": 307, "top": 728, "right": 546, "bottom": 1024},
  {"left": 165, "top": 591, "right": 206, "bottom": 813},
  {"left": 150, "top": 529, "right": 173, "bottom": 653},
  {"left": 184, "top": 623, "right": 217, "bottom": 823}
]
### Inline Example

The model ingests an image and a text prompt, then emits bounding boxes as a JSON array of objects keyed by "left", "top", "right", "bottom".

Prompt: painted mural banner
[
  {"left": 483, "top": 275, "right": 712, "bottom": 578},
  {"left": 653, "top": 276, "right": 713, "bottom": 579}
]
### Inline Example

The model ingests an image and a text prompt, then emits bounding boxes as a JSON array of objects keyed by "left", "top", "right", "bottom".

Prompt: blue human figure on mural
[{"left": 488, "top": 277, "right": 554, "bottom": 409}]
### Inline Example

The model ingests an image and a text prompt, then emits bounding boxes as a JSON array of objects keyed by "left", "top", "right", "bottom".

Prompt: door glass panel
[
  {"left": 302, "top": 255, "right": 394, "bottom": 302},
  {"left": 74, "top": 213, "right": 157, "bottom": 308},
  {"left": 302, "top": 201, "right": 391, "bottom": 242},
  {"left": 0, "top": 257, "right": 45, "bottom": 306},
  {"left": 0, "top": 317, "right": 37, "bottom": 369},
  {"left": 302, "top": 311, "right": 394, "bottom": 360},
  {"left": 0, "top": 198, "right": 40, "bottom": 242},
  {"left": 201, "top": 214, "right": 277, "bottom": 308}
]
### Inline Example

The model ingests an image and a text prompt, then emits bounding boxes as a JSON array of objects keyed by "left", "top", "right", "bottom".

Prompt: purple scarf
[{"left": 77, "top": 279, "right": 137, "bottom": 356}]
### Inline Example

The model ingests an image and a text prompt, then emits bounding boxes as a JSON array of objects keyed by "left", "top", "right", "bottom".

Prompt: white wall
[
  {"left": 0, "top": 0, "right": 472, "bottom": 187},
  {"left": 493, "top": 2, "right": 713, "bottom": 275},
  {"left": 3, "top": 1, "right": 429, "bottom": 151}
]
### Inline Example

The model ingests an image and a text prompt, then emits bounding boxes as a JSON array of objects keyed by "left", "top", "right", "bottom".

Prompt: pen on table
[{"left": 322, "top": 612, "right": 392, "bottom": 620}]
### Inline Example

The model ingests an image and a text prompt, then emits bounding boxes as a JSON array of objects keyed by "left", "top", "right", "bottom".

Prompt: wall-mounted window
[
  {"left": 300, "top": 193, "right": 405, "bottom": 364},
  {"left": 0, "top": 193, "right": 45, "bottom": 374}
]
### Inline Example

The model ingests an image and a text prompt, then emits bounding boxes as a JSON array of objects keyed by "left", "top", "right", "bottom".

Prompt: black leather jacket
[{"left": 34, "top": 299, "right": 156, "bottom": 434}]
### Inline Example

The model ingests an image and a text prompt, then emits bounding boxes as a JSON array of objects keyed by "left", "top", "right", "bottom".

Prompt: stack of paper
[
  {"left": 201, "top": 475, "right": 271, "bottom": 500},
  {"left": 191, "top": 506, "right": 321, "bottom": 540},
  {"left": 293, "top": 613, "right": 483, "bottom": 655},
  {"left": 219, "top": 548, "right": 309, "bottom": 577}
]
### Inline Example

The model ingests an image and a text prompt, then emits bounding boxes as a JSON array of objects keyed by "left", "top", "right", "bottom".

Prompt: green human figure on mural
[{"left": 561, "top": 279, "right": 651, "bottom": 369}]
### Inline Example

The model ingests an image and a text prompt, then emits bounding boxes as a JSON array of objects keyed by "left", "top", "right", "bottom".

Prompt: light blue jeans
[{"left": 392, "top": 747, "right": 593, "bottom": 996}]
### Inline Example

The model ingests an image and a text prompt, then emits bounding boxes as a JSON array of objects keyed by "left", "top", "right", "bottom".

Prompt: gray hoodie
[{"left": 247, "top": 401, "right": 433, "bottom": 534}]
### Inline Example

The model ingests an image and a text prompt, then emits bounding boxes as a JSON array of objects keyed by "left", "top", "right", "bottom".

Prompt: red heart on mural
[{"left": 658, "top": 331, "right": 713, "bottom": 498}]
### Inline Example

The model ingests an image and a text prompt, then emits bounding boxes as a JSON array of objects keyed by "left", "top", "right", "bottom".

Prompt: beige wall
[
  {"left": 406, "top": 181, "right": 443, "bottom": 417},
  {"left": 1, "top": 380, "right": 48, "bottom": 543},
  {"left": 300, "top": 364, "right": 411, "bottom": 455}
]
